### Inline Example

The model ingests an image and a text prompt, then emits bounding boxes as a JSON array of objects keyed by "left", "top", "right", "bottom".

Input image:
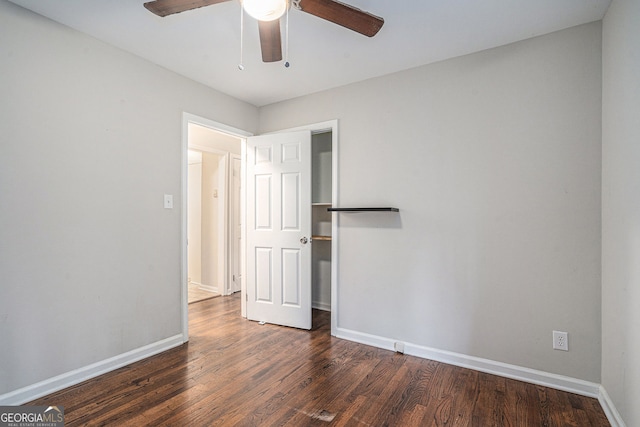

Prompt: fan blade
[
  {"left": 144, "top": 0, "right": 231, "bottom": 17},
  {"left": 297, "top": 0, "right": 384, "bottom": 37},
  {"left": 258, "top": 20, "right": 283, "bottom": 63}
]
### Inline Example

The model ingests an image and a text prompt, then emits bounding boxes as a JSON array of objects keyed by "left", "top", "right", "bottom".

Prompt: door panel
[
  {"left": 282, "top": 248, "right": 301, "bottom": 307},
  {"left": 255, "top": 175, "right": 272, "bottom": 230},
  {"left": 255, "top": 247, "right": 273, "bottom": 302},
  {"left": 282, "top": 173, "right": 300, "bottom": 230},
  {"left": 246, "top": 130, "right": 312, "bottom": 329}
]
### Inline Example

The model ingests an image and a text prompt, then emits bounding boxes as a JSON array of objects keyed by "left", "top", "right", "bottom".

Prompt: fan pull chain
[
  {"left": 284, "top": 4, "right": 290, "bottom": 68},
  {"left": 238, "top": 1, "right": 245, "bottom": 70}
]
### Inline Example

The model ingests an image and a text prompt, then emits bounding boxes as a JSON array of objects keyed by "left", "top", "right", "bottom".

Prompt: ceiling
[{"left": 9, "top": 0, "right": 611, "bottom": 107}]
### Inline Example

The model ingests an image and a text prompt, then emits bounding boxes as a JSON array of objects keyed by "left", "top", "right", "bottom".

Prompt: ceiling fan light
[{"left": 243, "top": 0, "right": 288, "bottom": 22}]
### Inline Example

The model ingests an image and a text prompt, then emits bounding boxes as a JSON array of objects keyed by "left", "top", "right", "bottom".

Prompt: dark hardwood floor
[{"left": 30, "top": 294, "right": 610, "bottom": 426}]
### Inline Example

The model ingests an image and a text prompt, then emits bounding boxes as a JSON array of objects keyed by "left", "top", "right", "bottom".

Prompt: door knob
[{"left": 300, "top": 237, "right": 308, "bottom": 244}]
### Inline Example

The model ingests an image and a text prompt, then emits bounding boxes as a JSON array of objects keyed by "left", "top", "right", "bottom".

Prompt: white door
[{"left": 246, "top": 130, "right": 312, "bottom": 329}]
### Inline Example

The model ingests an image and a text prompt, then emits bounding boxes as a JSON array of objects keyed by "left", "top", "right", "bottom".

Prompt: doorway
[
  {"left": 187, "top": 148, "right": 226, "bottom": 303},
  {"left": 181, "top": 114, "right": 250, "bottom": 339},
  {"left": 180, "top": 114, "right": 338, "bottom": 340},
  {"left": 180, "top": 113, "right": 251, "bottom": 342}
]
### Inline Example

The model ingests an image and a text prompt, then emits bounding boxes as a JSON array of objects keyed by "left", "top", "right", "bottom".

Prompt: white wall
[
  {"left": 201, "top": 152, "right": 221, "bottom": 291},
  {"left": 260, "top": 23, "right": 603, "bottom": 382},
  {"left": 602, "top": 0, "right": 640, "bottom": 424},
  {"left": 312, "top": 132, "right": 332, "bottom": 204},
  {"left": 0, "top": 0, "right": 257, "bottom": 397},
  {"left": 188, "top": 123, "right": 242, "bottom": 155}
]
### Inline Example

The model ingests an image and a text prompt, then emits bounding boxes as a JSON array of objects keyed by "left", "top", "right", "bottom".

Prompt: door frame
[
  {"left": 181, "top": 112, "right": 252, "bottom": 341},
  {"left": 254, "top": 120, "right": 339, "bottom": 336},
  {"left": 181, "top": 115, "right": 339, "bottom": 340},
  {"left": 228, "top": 154, "right": 242, "bottom": 295}
]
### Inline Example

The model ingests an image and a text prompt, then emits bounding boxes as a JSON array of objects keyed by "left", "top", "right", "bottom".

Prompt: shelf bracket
[{"left": 327, "top": 207, "right": 399, "bottom": 212}]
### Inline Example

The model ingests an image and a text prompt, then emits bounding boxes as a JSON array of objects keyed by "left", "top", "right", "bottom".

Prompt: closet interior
[{"left": 311, "top": 131, "right": 332, "bottom": 312}]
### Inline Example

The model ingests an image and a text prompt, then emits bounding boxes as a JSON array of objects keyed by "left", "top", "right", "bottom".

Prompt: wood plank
[{"left": 28, "top": 294, "right": 611, "bottom": 426}]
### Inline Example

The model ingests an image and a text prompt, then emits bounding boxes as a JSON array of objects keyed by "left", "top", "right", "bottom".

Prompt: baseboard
[
  {"left": 312, "top": 301, "right": 331, "bottom": 312},
  {"left": 0, "top": 326, "right": 625, "bottom": 426},
  {"left": 335, "top": 327, "right": 601, "bottom": 398},
  {"left": 0, "top": 334, "right": 185, "bottom": 405},
  {"left": 598, "top": 385, "right": 626, "bottom": 427},
  {"left": 198, "top": 283, "right": 218, "bottom": 293}
]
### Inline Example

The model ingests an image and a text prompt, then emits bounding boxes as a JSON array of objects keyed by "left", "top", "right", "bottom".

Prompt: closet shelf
[
  {"left": 328, "top": 207, "right": 399, "bottom": 213},
  {"left": 312, "top": 235, "right": 332, "bottom": 241}
]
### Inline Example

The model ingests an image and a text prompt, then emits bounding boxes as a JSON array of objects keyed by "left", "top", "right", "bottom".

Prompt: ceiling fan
[{"left": 143, "top": 0, "right": 384, "bottom": 63}]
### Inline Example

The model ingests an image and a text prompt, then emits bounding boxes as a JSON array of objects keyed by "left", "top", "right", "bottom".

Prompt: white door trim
[
  {"left": 228, "top": 154, "right": 242, "bottom": 295},
  {"left": 181, "top": 112, "right": 252, "bottom": 341}
]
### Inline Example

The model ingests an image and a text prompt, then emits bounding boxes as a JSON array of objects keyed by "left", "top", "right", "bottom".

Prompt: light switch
[{"left": 164, "top": 194, "right": 173, "bottom": 209}]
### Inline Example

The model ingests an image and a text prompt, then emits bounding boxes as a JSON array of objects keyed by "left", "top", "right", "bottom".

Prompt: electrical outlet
[{"left": 553, "top": 331, "right": 568, "bottom": 351}]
